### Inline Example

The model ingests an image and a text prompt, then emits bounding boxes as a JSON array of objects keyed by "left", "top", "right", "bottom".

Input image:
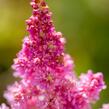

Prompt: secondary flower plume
[
  {"left": 0, "top": 0, "right": 107, "bottom": 109},
  {"left": 101, "top": 104, "right": 109, "bottom": 109}
]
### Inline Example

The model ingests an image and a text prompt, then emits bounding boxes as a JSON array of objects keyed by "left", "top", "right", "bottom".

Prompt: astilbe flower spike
[{"left": 0, "top": 0, "right": 107, "bottom": 109}]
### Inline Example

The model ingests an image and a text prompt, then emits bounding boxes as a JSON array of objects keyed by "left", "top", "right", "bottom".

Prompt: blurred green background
[{"left": 0, "top": 0, "right": 109, "bottom": 108}]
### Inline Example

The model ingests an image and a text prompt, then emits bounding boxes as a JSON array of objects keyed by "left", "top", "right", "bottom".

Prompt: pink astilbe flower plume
[{"left": 0, "top": 0, "right": 107, "bottom": 109}]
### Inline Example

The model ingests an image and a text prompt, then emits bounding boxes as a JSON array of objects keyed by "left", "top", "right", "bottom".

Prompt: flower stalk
[{"left": 0, "top": 0, "right": 108, "bottom": 109}]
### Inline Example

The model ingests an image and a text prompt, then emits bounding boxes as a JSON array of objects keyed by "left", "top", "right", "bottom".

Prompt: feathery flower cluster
[{"left": 0, "top": 0, "right": 108, "bottom": 109}]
